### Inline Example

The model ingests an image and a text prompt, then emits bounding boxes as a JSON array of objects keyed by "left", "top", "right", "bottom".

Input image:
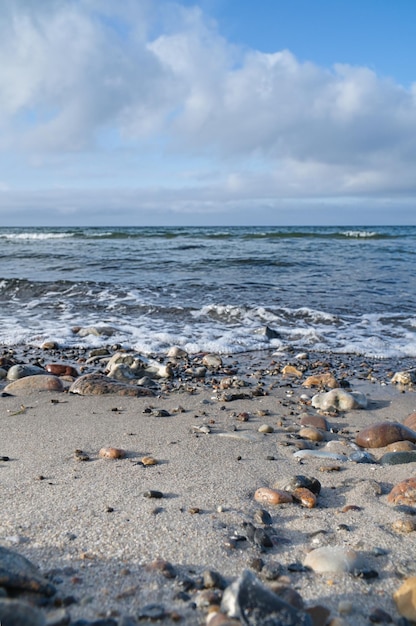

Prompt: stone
[
  {"left": 42, "top": 341, "right": 59, "bottom": 350},
  {"left": 258, "top": 424, "right": 274, "bottom": 434},
  {"left": 167, "top": 346, "right": 188, "bottom": 358},
  {"left": 303, "top": 373, "right": 338, "bottom": 389},
  {"left": 293, "top": 450, "right": 347, "bottom": 462},
  {"left": 387, "top": 478, "right": 416, "bottom": 506},
  {"left": 69, "top": 374, "right": 154, "bottom": 396},
  {"left": 73, "top": 325, "right": 117, "bottom": 337},
  {"left": 292, "top": 487, "right": 317, "bottom": 508},
  {"left": 385, "top": 441, "right": 416, "bottom": 452},
  {"left": 203, "top": 354, "right": 223, "bottom": 369},
  {"left": 394, "top": 576, "right": 416, "bottom": 621},
  {"left": 356, "top": 422, "right": 416, "bottom": 448},
  {"left": 380, "top": 451, "right": 416, "bottom": 465},
  {"left": 221, "top": 569, "right": 312, "bottom": 625},
  {"left": 6, "top": 364, "right": 45, "bottom": 380},
  {"left": 299, "top": 415, "right": 329, "bottom": 431},
  {"left": 404, "top": 412, "right": 416, "bottom": 430},
  {"left": 304, "top": 546, "right": 360, "bottom": 573},
  {"left": 282, "top": 365, "right": 303, "bottom": 378},
  {"left": 312, "top": 388, "right": 367, "bottom": 410},
  {"left": 0, "top": 546, "right": 55, "bottom": 596},
  {"left": 99, "top": 447, "right": 126, "bottom": 459},
  {"left": 106, "top": 352, "right": 172, "bottom": 379},
  {"left": 0, "top": 599, "right": 46, "bottom": 626},
  {"left": 45, "top": 363, "right": 79, "bottom": 377},
  {"left": 391, "top": 369, "right": 416, "bottom": 385},
  {"left": 274, "top": 475, "right": 321, "bottom": 495},
  {"left": 392, "top": 519, "right": 416, "bottom": 533},
  {"left": 254, "top": 488, "right": 293, "bottom": 506},
  {"left": 141, "top": 456, "right": 158, "bottom": 466},
  {"left": 298, "top": 427, "right": 324, "bottom": 442},
  {"left": 0, "top": 367, "right": 7, "bottom": 379},
  {"left": 254, "top": 326, "right": 280, "bottom": 340},
  {"left": 3, "top": 375, "right": 64, "bottom": 395}
]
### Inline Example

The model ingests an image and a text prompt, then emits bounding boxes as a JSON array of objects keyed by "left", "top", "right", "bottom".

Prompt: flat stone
[
  {"left": 202, "top": 354, "right": 223, "bottom": 368},
  {"left": 304, "top": 546, "right": 360, "bottom": 573},
  {"left": 69, "top": 374, "right": 154, "bottom": 396},
  {"left": 293, "top": 449, "right": 347, "bottom": 462},
  {"left": 380, "top": 451, "right": 416, "bottom": 465},
  {"left": 311, "top": 388, "right": 367, "bottom": 411},
  {"left": 0, "top": 599, "right": 46, "bottom": 626},
  {"left": 4, "top": 375, "right": 64, "bottom": 395},
  {"left": 7, "top": 364, "right": 45, "bottom": 380},
  {"left": 298, "top": 427, "right": 324, "bottom": 442},
  {"left": 299, "top": 415, "right": 329, "bottom": 431},
  {"left": 387, "top": 478, "right": 416, "bottom": 506},
  {"left": 356, "top": 422, "right": 416, "bottom": 448},
  {"left": 99, "top": 447, "right": 127, "bottom": 459},
  {"left": 394, "top": 576, "right": 416, "bottom": 621}
]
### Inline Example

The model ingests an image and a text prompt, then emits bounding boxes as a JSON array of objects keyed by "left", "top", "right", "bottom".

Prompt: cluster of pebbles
[{"left": 2, "top": 331, "right": 416, "bottom": 625}]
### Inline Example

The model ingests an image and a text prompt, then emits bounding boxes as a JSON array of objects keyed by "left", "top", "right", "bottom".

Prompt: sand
[{"left": 1, "top": 350, "right": 416, "bottom": 624}]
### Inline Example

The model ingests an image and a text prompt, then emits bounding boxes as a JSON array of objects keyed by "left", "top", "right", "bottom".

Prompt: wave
[{"left": 0, "top": 232, "right": 75, "bottom": 240}]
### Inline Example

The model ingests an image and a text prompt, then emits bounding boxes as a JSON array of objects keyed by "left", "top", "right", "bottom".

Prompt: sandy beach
[{"left": 1, "top": 348, "right": 416, "bottom": 625}]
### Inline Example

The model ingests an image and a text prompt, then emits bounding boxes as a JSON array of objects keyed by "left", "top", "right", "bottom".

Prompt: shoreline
[{"left": 1, "top": 343, "right": 416, "bottom": 624}]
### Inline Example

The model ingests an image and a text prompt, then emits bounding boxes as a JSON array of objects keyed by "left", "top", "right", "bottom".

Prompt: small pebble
[
  {"left": 143, "top": 490, "right": 163, "bottom": 499},
  {"left": 258, "top": 424, "right": 274, "bottom": 434},
  {"left": 254, "top": 487, "right": 293, "bottom": 506},
  {"left": 99, "top": 447, "right": 126, "bottom": 460}
]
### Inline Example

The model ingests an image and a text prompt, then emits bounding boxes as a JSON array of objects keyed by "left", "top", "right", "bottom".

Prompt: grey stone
[
  {"left": 0, "top": 546, "right": 55, "bottom": 596},
  {"left": 7, "top": 364, "right": 45, "bottom": 381},
  {"left": 0, "top": 599, "right": 46, "bottom": 626}
]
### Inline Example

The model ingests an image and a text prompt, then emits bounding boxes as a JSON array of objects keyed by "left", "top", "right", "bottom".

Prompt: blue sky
[{"left": 0, "top": 0, "right": 416, "bottom": 226}]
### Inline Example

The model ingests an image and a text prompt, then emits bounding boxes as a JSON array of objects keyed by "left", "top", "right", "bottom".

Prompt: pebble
[
  {"left": 282, "top": 365, "right": 303, "bottom": 378},
  {"left": 380, "top": 451, "right": 416, "bottom": 465},
  {"left": 385, "top": 440, "right": 416, "bottom": 452},
  {"left": 203, "top": 354, "right": 223, "bottom": 369},
  {"left": 394, "top": 577, "right": 416, "bottom": 621},
  {"left": 387, "top": 478, "right": 416, "bottom": 506},
  {"left": 4, "top": 374, "right": 64, "bottom": 395},
  {"left": 253, "top": 509, "right": 273, "bottom": 526},
  {"left": 254, "top": 487, "right": 293, "bottom": 506},
  {"left": 141, "top": 456, "right": 158, "bottom": 466},
  {"left": 356, "top": 422, "right": 416, "bottom": 448},
  {"left": 45, "top": 363, "right": 79, "bottom": 377},
  {"left": 391, "top": 369, "right": 416, "bottom": 385},
  {"left": 0, "top": 546, "right": 55, "bottom": 596},
  {"left": 303, "top": 373, "right": 338, "bottom": 389},
  {"left": 299, "top": 414, "right": 329, "bottom": 430},
  {"left": 392, "top": 518, "right": 416, "bottom": 533},
  {"left": 258, "top": 424, "right": 274, "bottom": 434},
  {"left": 274, "top": 474, "right": 321, "bottom": 495},
  {"left": 69, "top": 373, "right": 154, "bottom": 396},
  {"left": 293, "top": 450, "right": 347, "bottom": 462},
  {"left": 304, "top": 546, "right": 361, "bottom": 573},
  {"left": 292, "top": 487, "right": 317, "bottom": 508},
  {"left": 6, "top": 364, "right": 45, "bottom": 380},
  {"left": 311, "top": 388, "right": 368, "bottom": 410},
  {"left": 404, "top": 412, "right": 416, "bottom": 430},
  {"left": 143, "top": 490, "right": 163, "bottom": 499},
  {"left": 99, "top": 447, "right": 126, "bottom": 460},
  {"left": 298, "top": 426, "right": 324, "bottom": 442}
]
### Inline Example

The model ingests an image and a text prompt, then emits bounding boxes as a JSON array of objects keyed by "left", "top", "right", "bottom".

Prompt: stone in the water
[
  {"left": 221, "top": 569, "right": 312, "bottom": 625},
  {"left": 254, "top": 488, "right": 293, "bottom": 506},
  {"left": 6, "top": 364, "right": 45, "bottom": 380},
  {"left": 356, "top": 422, "right": 416, "bottom": 448},
  {"left": 73, "top": 325, "right": 117, "bottom": 337},
  {"left": 0, "top": 546, "right": 55, "bottom": 596},
  {"left": 69, "top": 374, "right": 154, "bottom": 396},
  {"left": 303, "top": 373, "right": 338, "bottom": 389},
  {"left": 304, "top": 546, "right": 361, "bottom": 573},
  {"left": 311, "top": 388, "right": 367, "bottom": 410},
  {"left": 0, "top": 599, "right": 46, "bottom": 626},
  {"left": 254, "top": 325, "right": 280, "bottom": 340},
  {"left": 3, "top": 375, "right": 64, "bottom": 395},
  {"left": 394, "top": 576, "right": 416, "bottom": 621},
  {"left": 387, "top": 478, "right": 416, "bottom": 506},
  {"left": 380, "top": 451, "right": 416, "bottom": 466}
]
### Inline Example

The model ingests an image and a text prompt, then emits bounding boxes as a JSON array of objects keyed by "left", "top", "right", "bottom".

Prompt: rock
[
  {"left": 356, "top": 422, "right": 416, "bottom": 448},
  {"left": 282, "top": 365, "right": 303, "bottom": 378},
  {"left": 254, "top": 488, "right": 293, "bottom": 506},
  {"left": 298, "top": 427, "right": 324, "bottom": 442},
  {"left": 385, "top": 441, "right": 416, "bottom": 452},
  {"left": 274, "top": 475, "right": 321, "bottom": 495},
  {"left": 45, "top": 364, "right": 79, "bottom": 377},
  {"left": 391, "top": 369, "right": 416, "bottom": 385},
  {"left": 392, "top": 519, "right": 416, "bottom": 533},
  {"left": 254, "top": 326, "right": 280, "bottom": 340},
  {"left": 404, "top": 412, "right": 416, "bottom": 430},
  {"left": 0, "top": 367, "right": 7, "bottom": 379},
  {"left": 141, "top": 456, "right": 158, "bottom": 466},
  {"left": 258, "top": 424, "right": 274, "bottom": 434},
  {"left": 221, "top": 569, "right": 311, "bottom": 625},
  {"left": 299, "top": 414, "right": 329, "bottom": 431},
  {"left": 6, "top": 364, "right": 45, "bottom": 380},
  {"left": 311, "top": 388, "right": 367, "bottom": 410},
  {"left": 3, "top": 375, "right": 64, "bottom": 395},
  {"left": 380, "top": 451, "right": 416, "bottom": 465},
  {"left": 394, "top": 576, "right": 416, "bottom": 621},
  {"left": 106, "top": 352, "right": 172, "bottom": 379},
  {"left": 69, "top": 374, "right": 154, "bottom": 396},
  {"left": 0, "top": 599, "right": 46, "bottom": 626},
  {"left": 42, "top": 341, "right": 59, "bottom": 350},
  {"left": 292, "top": 487, "right": 317, "bottom": 508},
  {"left": 73, "top": 325, "right": 117, "bottom": 337},
  {"left": 304, "top": 546, "right": 361, "bottom": 573},
  {"left": 293, "top": 449, "right": 347, "bottom": 462},
  {"left": 0, "top": 546, "right": 55, "bottom": 596},
  {"left": 203, "top": 354, "right": 223, "bottom": 369},
  {"left": 303, "top": 373, "right": 338, "bottom": 389},
  {"left": 99, "top": 447, "right": 126, "bottom": 459},
  {"left": 387, "top": 478, "right": 416, "bottom": 506},
  {"left": 167, "top": 346, "right": 188, "bottom": 358}
]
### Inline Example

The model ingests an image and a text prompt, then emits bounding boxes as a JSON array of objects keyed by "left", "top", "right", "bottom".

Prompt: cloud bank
[{"left": 0, "top": 0, "right": 416, "bottom": 224}]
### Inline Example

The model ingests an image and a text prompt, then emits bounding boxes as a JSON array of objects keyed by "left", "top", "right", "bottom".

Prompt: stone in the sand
[
  {"left": 311, "top": 388, "right": 367, "bottom": 410},
  {"left": 6, "top": 364, "right": 45, "bottom": 380},
  {"left": 69, "top": 374, "right": 154, "bottom": 396},
  {"left": 3, "top": 375, "right": 64, "bottom": 395},
  {"left": 0, "top": 367, "right": 7, "bottom": 379},
  {"left": 355, "top": 422, "right": 416, "bottom": 448},
  {"left": 298, "top": 427, "right": 324, "bottom": 442},
  {"left": 221, "top": 569, "right": 312, "bottom": 625},
  {"left": 303, "top": 373, "right": 338, "bottom": 389},
  {"left": 304, "top": 546, "right": 360, "bottom": 573},
  {"left": 254, "top": 488, "right": 293, "bottom": 506},
  {"left": 404, "top": 412, "right": 416, "bottom": 431},
  {"left": 281, "top": 365, "right": 303, "bottom": 378},
  {"left": 45, "top": 363, "right": 79, "bottom": 377},
  {"left": 293, "top": 449, "right": 347, "bottom": 462},
  {"left": 391, "top": 369, "right": 416, "bottom": 385},
  {"left": 387, "top": 478, "right": 416, "bottom": 506},
  {"left": 299, "top": 414, "right": 329, "bottom": 431},
  {"left": 380, "top": 451, "right": 416, "bottom": 466},
  {"left": 394, "top": 576, "right": 416, "bottom": 621},
  {"left": 73, "top": 325, "right": 117, "bottom": 337},
  {"left": 274, "top": 475, "right": 321, "bottom": 495},
  {"left": 292, "top": 487, "right": 317, "bottom": 508},
  {"left": 386, "top": 440, "right": 416, "bottom": 452},
  {"left": 258, "top": 424, "right": 274, "bottom": 434},
  {"left": 203, "top": 354, "right": 223, "bottom": 369},
  {"left": 0, "top": 546, "right": 55, "bottom": 596},
  {"left": 0, "top": 599, "right": 46, "bottom": 626},
  {"left": 99, "top": 447, "right": 126, "bottom": 459},
  {"left": 106, "top": 351, "right": 172, "bottom": 379}
]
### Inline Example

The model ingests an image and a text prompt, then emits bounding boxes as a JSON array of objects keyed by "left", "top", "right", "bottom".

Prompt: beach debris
[
  {"left": 387, "top": 478, "right": 416, "bottom": 506},
  {"left": 391, "top": 369, "right": 416, "bottom": 385},
  {"left": 74, "top": 449, "right": 90, "bottom": 461},
  {"left": 293, "top": 449, "right": 347, "bottom": 462},
  {"left": 0, "top": 546, "right": 55, "bottom": 596},
  {"left": 304, "top": 546, "right": 361, "bottom": 574},
  {"left": 311, "top": 388, "right": 367, "bottom": 410},
  {"left": 99, "top": 446, "right": 126, "bottom": 459},
  {"left": 394, "top": 577, "right": 416, "bottom": 621},
  {"left": 220, "top": 569, "right": 312, "bottom": 625},
  {"left": 69, "top": 373, "right": 154, "bottom": 396},
  {"left": 3, "top": 375, "right": 64, "bottom": 395},
  {"left": 356, "top": 421, "right": 416, "bottom": 448}
]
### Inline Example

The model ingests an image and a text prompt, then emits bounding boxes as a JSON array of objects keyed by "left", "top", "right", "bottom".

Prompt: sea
[{"left": 1, "top": 225, "right": 415, "bottom": 360}]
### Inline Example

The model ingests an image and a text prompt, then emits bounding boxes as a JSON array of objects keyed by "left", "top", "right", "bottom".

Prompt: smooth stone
[
  {"left": 6, "top": 364, "right": 45, "bottom": 381},
  {"left": 99, "top": 447, "right": 126, "bottom": 460},
  {"left": 254, "top": 487, "right": 293, "bottom": 506},
  {"left": 386, "top": 440, "right": 416, "bottom": 452},
  {"left": 293, "top": 450, "right": 347, "bottom": 461},
  {"left": 303, "top": 373, "right": 338, "bottom": 389},
  {"left": 74, "top": 325, "right": 117, "bottom": 337},
  {"left": 45, "top": 363, "right": 79, "bottom": 377},
  {"left": 258, "top": 424, "right": 274, "bottom": 434},
  {"left": 69, "top": 374, "right": 154, "bottom": 396},
  {"left": 299, "top": 415, "right": 329, "bottom": 431},
  {"left": 292, "top": 487, "right": 317, "bottom": 508},
  {"left": 274, "top": 475, "right": 321, "bottom": 495},
  {"left": 356, "top": 422, "right": 416, "bottom": 448},
  {"left": 404, "top": 412, "right": 416, "bottom": 430},
  {"left": 394, "top": 576, "right": 416, "bottom": 621},
  {"left": 167, "top": 346, "right": 188, "bottom": 358},
  {"left": 387, "top": 478, "right": 416, "bottom": 506},
  {"left": 0, "top": 368, "right": 7, "bottom": 379},
  {"left": 391, "top": 369, "right": 416, "bottom": 385},
  {"left": 3, "top": 375, "right": 64, "bottom": 395},
  {"left": 0, "top": 599, "right": 46, "bottom": 626},
  {"left": 281, "top": 365, "right": 303, "bottom": 378},
  {"left": 0, "top": 546, "right": 55, "bottom": 596},
  {"left": 202, "top": 354, "right": 223, "bottom": 368},
  {"left": 311, "top": 388, "right": 367, "bottom": 410},
  {"left": 304, "top": 546, "right": 360, "bottom": 573},
  {"left": 221, "top": 569, "right": 312, "bottom": 625},
  {"left": 298, "top": 427, "right": 324, "bottom": 442},
  {"left": 380, "top": 451, "right": 416, "bottom": 466},
  {"left": 41, "top": 341, "right": 59, "bottom": 350}
]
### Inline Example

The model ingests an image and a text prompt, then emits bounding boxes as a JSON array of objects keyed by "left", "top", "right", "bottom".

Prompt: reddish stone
[
  {"left": 388, "top": 478, "right": 416, "bottom": 506},
  {"left": 299, "top": 414, "right": 329, "bottom": 431},
  {"left": 356, "top": 422, "right": 416, "bottom": 448},
  {"left": 46, "top": 363, "right": 79, "bottom": 378}
]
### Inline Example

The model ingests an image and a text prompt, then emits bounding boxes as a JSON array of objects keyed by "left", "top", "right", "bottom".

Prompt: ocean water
[{"left": 0, "top": 225, "right": 415, "bottom": 359}]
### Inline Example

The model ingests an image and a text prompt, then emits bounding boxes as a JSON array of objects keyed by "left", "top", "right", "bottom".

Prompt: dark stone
[
  {"left": 0, "top": 546, "right": 55, "bottom": 596},
  {"left": 380, "top": 451, "right": 416, "bottom": 466},
  {"left": 143, "top": 490, "right": 163, "bottom": 499}
]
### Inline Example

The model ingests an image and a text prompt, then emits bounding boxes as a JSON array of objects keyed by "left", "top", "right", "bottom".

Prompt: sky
[{"left": 1, "top": 0, "right": 416, "bottom": 226}]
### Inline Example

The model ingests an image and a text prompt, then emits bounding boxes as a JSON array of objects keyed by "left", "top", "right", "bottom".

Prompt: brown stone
[
  {"left": 303, "top": 373, "right": 338, "bottom": 389},
  {"left": 69, "top": 373, "right": 154, "bottom": 396},
  {"left": 356, "top": 421, "right": 416, "bottom": 448},
  {"left": 299, "top": 414, "right": 329, "bottom": 431},
  {"left": 388, "top": 478, "right": 416, "bottom": 506},
  {"left": 385, "top": 440, "right": 416, "bottom": 452},
  {"left": 3, "top": 375, "right": 64, "bottom": 395},
  {"left": 99, "top": 447, "right": 126, "bottom": 459},
  {"left": 292, "top": 487, "right": 317, "bottom": 508},
  {"left": 281, "top": 365, "right": 303, "bottom": 378},
  {"left": 45, "top": 363, "right": 79, "bottom": 377},
  {"left": 254, "top": 487, "right": 293, "bottom": 506},
  {"left": 404, "top": 412, "right": 416, "bottom": 431},
  {"left": 141, "top": 456, "right": 158, "bottom": 466},
  {"left": 298, "top": 426, "right": 324, "bottom": 442},
  {"left": 394, "top": 576, "right": 416, "bottom": 621}
]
